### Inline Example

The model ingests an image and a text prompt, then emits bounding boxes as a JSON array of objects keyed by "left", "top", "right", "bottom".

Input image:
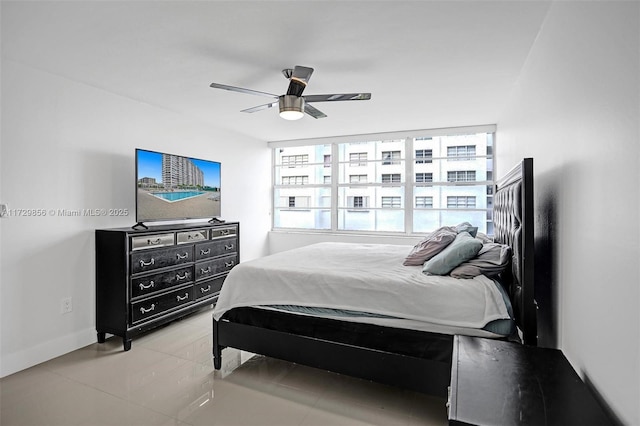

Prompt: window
[
  {"left": 349, "top": 174, "right": 368, "bottom": 183},
  {"left": 273, "top": 145, "right": 332, "bottom": 230},
  {"left": 282, "top": 154, "right": 309, "bottom": 167},
  {"left": 282, "top": 196, "right": 311, "bottom": 208},
  {"left": 416, "top": 172, "right": 433, "bottom": 183},
  {"left": 382, "top": 196, "right": 401, "bottom": 208},
  {"left": 415, "top": 196, "right": 433, "bottom": 208},
  {"left": 447, "top": 196, "right": 476, "bottom": 208},
  {"left": 447, "top": 171, "right": 476, "bottom": 182},
  {"left": 271, "top": 127, "right": 495, "bottom": 234},
  {"left": 381, "top": 173, "right": 401, "bottom": 183},
  {"left": 415, "top": 149, "right": 432, "bottom": 164},
  {"left": 348, "top": 196, "right": 369, "bottom": 208},
  {"left": 382, "top": 151, "right": 401, "bottom": 165},
  {"left": 447, "top": 145, "right": 476, "bottom": 160},
  {"left": 349, "top": 152, "right": 367, "bottom": 166},
  {"left": 282, "top": 176, "right": 309, "bottom": 185}
]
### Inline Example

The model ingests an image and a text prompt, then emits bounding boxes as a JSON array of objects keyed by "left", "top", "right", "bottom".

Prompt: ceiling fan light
[{"left": 279, "top": 95, "right": 304, "bottom": 120}]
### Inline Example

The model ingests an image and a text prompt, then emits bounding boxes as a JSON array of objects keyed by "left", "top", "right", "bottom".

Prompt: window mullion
[
  {"left": 331, "top": 143, "right": 338, "bottom": 232},
  {"left": 404, "top": 136, "right": 413, "bottom": 235}
]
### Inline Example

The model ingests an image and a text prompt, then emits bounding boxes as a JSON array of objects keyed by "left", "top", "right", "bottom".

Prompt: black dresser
[{"left": 96, "top": 222, "right": 239, "bottom": 350}]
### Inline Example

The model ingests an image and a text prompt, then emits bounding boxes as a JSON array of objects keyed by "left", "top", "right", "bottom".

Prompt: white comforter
[{"left": 212, "top": 242, "right": 510, "bottom": 329}]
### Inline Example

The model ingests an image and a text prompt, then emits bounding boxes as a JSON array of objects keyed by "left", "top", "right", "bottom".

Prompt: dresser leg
[
  {"left": 123, "top": 339, "right": 132, "bottom": 351},
  {"left": 97, "top": 332, "right": 106, "bottom": 343}
]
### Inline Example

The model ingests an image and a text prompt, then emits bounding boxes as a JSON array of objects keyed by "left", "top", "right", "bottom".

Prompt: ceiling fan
[{"left": 209, "top": 65, "right": 371, "bottom": 120}]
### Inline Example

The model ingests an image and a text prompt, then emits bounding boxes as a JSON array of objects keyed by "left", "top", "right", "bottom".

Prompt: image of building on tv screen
[{"left": 137, "top": 151, "right": 221, "bottom": 221}]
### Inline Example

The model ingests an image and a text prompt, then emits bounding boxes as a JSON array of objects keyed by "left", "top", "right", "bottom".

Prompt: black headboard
[{"left": 493, "top": 158, "right": 536, "bottom": 346}]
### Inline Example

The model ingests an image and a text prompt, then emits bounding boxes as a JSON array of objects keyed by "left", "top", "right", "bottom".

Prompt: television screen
[{"left": 135, "top": 148, "right": 221, "bottom": 223}]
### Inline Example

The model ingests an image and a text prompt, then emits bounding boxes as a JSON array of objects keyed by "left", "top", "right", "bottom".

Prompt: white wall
[
  {"left": 0, "top": 60, "right": 271, "bottom": 377},
  {"left": 497, "top": 2, "right": 639, "bottom": 424}
]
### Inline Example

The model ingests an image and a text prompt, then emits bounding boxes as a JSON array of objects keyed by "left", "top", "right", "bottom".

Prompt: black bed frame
[{"left": 213, "top": 158, "right": 536, "bottom": 397}]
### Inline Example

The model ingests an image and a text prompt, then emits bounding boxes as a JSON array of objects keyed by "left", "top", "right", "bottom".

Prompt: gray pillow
[
  {"left": 422, "top": 231, "right": 483, "bottom": 275},
  {"left": 403, "top": 227, "right": 457, "bottom": 266},
  {"left": 455, "top": 222, "right": 478, "bottom": 238},
  {"left": 450, "top": 243, "right": 511, "bottom": 279},
  {"left": 475, "top": 232, "right": 493, "bottom": 244}
]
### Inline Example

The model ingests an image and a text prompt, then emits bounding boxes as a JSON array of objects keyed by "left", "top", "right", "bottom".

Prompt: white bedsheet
[{"left": 212, "top": 242, "right": 510, "bottom": 329}]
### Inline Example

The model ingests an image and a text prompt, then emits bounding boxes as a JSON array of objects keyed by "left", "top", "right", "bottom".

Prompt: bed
[{"left": 212, "top": 158, "right": 536, "bottom": 397}]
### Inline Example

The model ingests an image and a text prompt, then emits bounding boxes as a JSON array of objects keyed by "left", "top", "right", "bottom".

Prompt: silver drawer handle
[
  {"left": 188, "top": 233, "right": 203, "bottom": 240},
  {"left": 176, "top": 252, "right": 189, "bottom": 260},
  {"left": 224, "top": 244, "right": 234, "bottom": 250},
  {"left": 176, "top": 272, "right": 189, "bottom": 281},
  {"left": 200, "top": 267, "right": 211, "bottom": 274},
  {"left": 225, "top": 260, "right": 235, "bottom": 268},
  {"left": 221, "top": 229, "right": 231, "bottom": 235},
  {"left": 200, "top": 248, "right": 211, "bottom": 255},
  {"left": 147, "top": 238, "right": 162, "bottom": 245},
  {"left": 140, "top": 304, "right": 155, "bottom": 314},
  {"left": 200, "top": 285, "right": 211, "bottom": 293},
  {"left": 176, "top": 293, "right": 189, "bottom": 301},
  {"left": 139, "top": 258, "right": 155, "bottom": 267},
  {"left": 139, "top": 281, "right": 155, "bottom": 290}
]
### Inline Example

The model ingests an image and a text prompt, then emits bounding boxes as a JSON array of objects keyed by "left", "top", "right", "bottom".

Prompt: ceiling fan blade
[
  {"left": 209, "top": 82, "right": 278, "bottom": 99},
  {"left": 286, "top": 65, "right": 314, "bottom": 97},
  {"left": 304, "top": 103, "right": 327, "bottom": 119},
  {"left": 291, "top": 65, "right": 314, "bottom": 84},
  {"left": 241, "top": 101, "right": 279, "bottom": 113},
  {"left": 304, "top": 93, "right": 372, "bottom": 103}
]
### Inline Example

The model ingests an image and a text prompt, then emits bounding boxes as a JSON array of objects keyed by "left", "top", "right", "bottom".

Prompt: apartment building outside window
[
  {"left": 282, "top": 154, "right": 308, "bottom": 167},
  {"left": 415, "top": 196, "right": 433, "bottom": 208},
  {"left": 282, "top": 176, "right": 309, "bottom": 185},
  {"left": 447, "top": 171, "right": 476, "bottom": 182},
  {"left": 382, "top": 196, "right": 402, "bottom": 208},
  {"left": 349, "top": 152, "right": 367, "bottom": 166},
  {"left": 271, "top": 126, "right": 495, "bottom": 235},
  {"left": 348, "top": 196, "right": 368, "bottom": 209},
  {"left": 415, "top": 148, "right": 433, "bottom": 164},
  {"left": 447, "top": 145, "right": 476, "bottom": 160},
  {"left": 382, "top": 173, "right": 401, "bottom": 183},
  {"left": 350, "top": 174, "right": 368, "bottom": 183},
  {"left": 416, "top": 172, "right": 433, "bottom": 183},
  {"left": 382, "top": 151, "right": 401, "bottom": 165},
  {"left": 447, "top": 196, "right": 476, "bottom": 208}
]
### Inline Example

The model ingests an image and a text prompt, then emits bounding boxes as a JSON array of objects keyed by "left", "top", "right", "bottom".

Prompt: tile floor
[{"left": 0, "top": 308, "right": 448, "bottom": 426}]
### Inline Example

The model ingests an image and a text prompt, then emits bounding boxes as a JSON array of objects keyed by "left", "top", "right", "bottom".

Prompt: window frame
[{"left": 270, "top": 125, "right": 496, "bottom": 235}]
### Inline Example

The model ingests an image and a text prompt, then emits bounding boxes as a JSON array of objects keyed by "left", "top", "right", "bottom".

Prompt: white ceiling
[{"left": 2, "top": 1, "right": 551, "bottom": 142}]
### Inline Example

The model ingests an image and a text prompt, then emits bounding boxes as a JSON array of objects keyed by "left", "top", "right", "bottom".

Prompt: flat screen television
[{"left": 135, "top": 148, "right": 221, "bottom": 225}]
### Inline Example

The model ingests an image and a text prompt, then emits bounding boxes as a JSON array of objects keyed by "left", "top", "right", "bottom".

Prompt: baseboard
[{"left": 1, "top": 327, "right": 96, "bottom": 378}]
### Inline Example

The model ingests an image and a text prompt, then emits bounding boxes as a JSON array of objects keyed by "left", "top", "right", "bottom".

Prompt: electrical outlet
[{"left": 61, "top": 297, "right": 73, "bottom": 314}]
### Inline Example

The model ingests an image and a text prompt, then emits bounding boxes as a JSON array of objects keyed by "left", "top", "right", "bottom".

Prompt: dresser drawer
[
  {"left": 131, "top": 266, "right": 193, "bottom": 299},
  {"left": 195, "top": 276, "right": 225, "bottom": 300},
  {"left": 177, "top": 229, "right": 208, "bottom": 244},
  {"left": 210, "top": 226, "right": 238, "bottom": 240},
  {"left": 131, "top": 246, "right": 194, "bottom": 274},
  {"left": 195, "top": 237, "right": 237, "bottom": 260},
  {"left": 131, "top": 286, "right": 194, "bottom": 324},
  {"left": 195, "top": 255, "right": 237, "bottom": 280},
  {"left": 131, "top": 233, "right": 175, "bottom": 251}
]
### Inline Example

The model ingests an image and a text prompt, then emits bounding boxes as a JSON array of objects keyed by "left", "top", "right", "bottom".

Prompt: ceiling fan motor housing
[{"left": 279, "top": 95, "right": 305, "bottom": 120}]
